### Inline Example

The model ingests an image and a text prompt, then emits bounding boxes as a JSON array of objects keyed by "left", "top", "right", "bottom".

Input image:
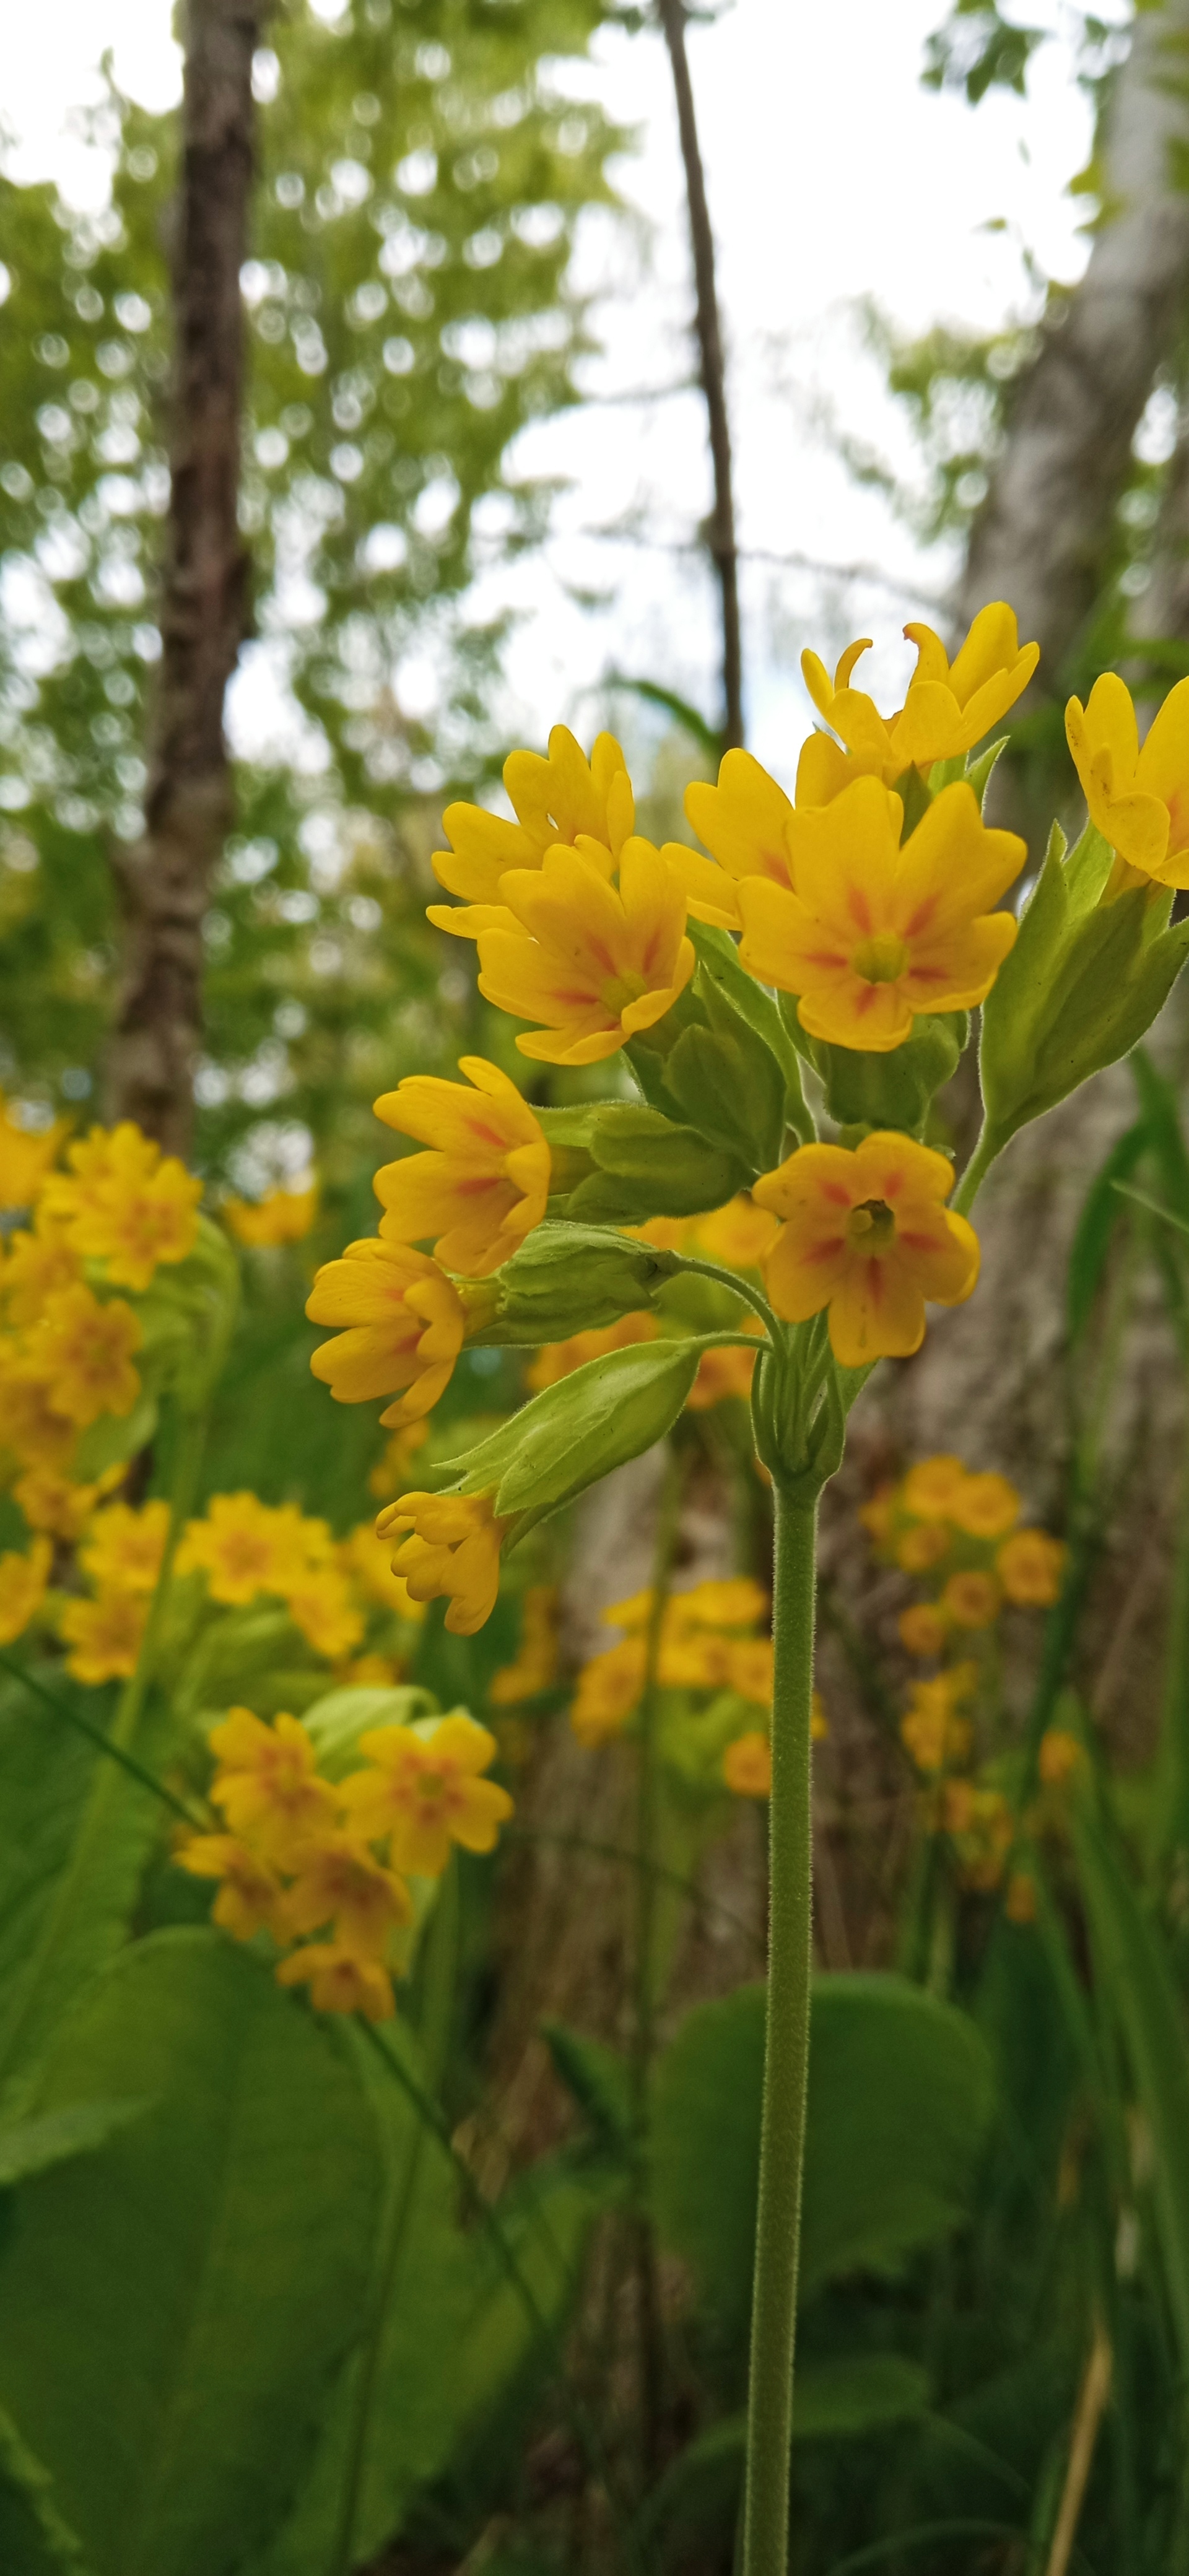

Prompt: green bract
[
  {"left": 433, "top": 1337, "right": 716, "bottom": 1530},
  {"left": 469, "top": 1222, "right": 681, "bottom": 1347}
]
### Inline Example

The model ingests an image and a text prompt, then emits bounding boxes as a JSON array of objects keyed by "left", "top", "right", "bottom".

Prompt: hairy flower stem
[
  {"left": 632, "top": 1446, "right": 686, "bottom": 2482},
  {"left": 741, "top": 1486, "right": 819, "bottom": 2576},
  {"left": 951, "top": 1121, "right": 1004, "bottom": 1219}
]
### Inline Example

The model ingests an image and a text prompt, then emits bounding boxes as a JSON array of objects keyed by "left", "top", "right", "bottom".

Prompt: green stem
[
  {"left": 673, "top": 1256, "right": 780, "bottom": 1340},
  {"left": 741, "top": 1486, "right": 819, "bottom": 2576},
  {"left": 632, "top": 1447, "right": 685, "bottom": 2482},
  {"left": 1155, "top": 1429, "right": 1189, "bottom": 1871},
  {"left": 951, "top": 1121, "right": 1004, "bottom": 1219}
]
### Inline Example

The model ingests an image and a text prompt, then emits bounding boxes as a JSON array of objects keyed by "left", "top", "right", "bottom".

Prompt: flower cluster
[
  {"left": 179, "top": 1702, "right": 513, "bottom": 2019},
  {"left": 567, "top": 1576, "right": 825, "bottom": 1798},
  {"left": 172, "top": 1489, "right": 425, "bottom": 1665},
  {"left": 223, "top": 1177, "right": 319, "bottom": 1248}
]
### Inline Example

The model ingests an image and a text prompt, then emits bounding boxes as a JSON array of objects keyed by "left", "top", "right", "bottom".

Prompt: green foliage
[
  {"left": 793, "top": 1004, "right": 968, "bottom": 1142},
  {"left": 0, "top": 1931, "right": 385, "bottom": 2576},
  {"left": 0, "top": 2409, "right": 92, "bottom": 2576},
  {"left": 0, "top": 2095, "right": 147, "bottom": 2189},
  {"left": 441, "top": 1332, "right": 707, "bottom": 1521},
  {"left": 922, "top": 3, "right": 1048, "bottom": 105}
]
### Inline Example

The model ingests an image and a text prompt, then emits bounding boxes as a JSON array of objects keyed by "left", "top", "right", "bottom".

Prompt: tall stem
[
  {"left": 741, "top": 1486, "right": 819, "bottom": 2576},
  {"left": 631, "top": 1447, "right": 685, "bottom": 2479}
]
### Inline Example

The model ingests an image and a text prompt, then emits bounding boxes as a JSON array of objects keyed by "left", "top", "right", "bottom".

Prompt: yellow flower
[
  {"left": 1, "top": 1206, "right": 81, "bottom": 1325},
  {"left": 902, "top": 1455, "right": 967, "bottom": 1520},
  {"left": 208, "top": 1707, "right": 339, "bottom": 1867},
  {"left": 176, "top": 1834, "right": 286, "bottom": 1942},
  {"left": 658, "top": 1628, "right": 735, "bottom": 1688},
  {"left": 724, "top": 1730, "right": 771, "bottom": 1797},
  {"left": 339, "top": 1713, "right": 513, "bottom": 1876},
  {"left": 372, "top": 1056, "right": 551, "bottom": 1276},
  {"left": 754, "top": 1132, "right": 980, "bottom": 1367},
  {"left": 36, "top": 1284, "right": 142, "bottom": 1427},
  {"left": 277, "top": 1941, "right": 395, "bottom": 2020},
  {"left": 998, "top": 1527, "right": 1065, "bottom": 1606},
  {"left": 368, "top": 1417, "right": 430, "bottom": 1502},
  {"left": 429, "top": 726, "right": 634, "bottom": 929},
  {"left": 1065, "top": 672, "right": 1189, "bottom": 886},
  {"left": 694, "top": 1196, "right": 781, "bottom": 1270},
  {"left": 941, "top": 1569, "right": 1000, "bottom": 1630},
  {"left": 279, "top": 1830, "right": 412, "bottom": 1954},
  {"left": 570, "top": 1638, "right": 647, "bottom": 1745},
  {"left": 0, "top": 1536, "right": 53, "bottom": 1647},
  {"left": 737, "top": 778, "right": 1022, "bottom": 1053},
  {"left": 526, "top": 1311, "right": 655, "bottom": 1392},
  {"left": 307, "top": 1239, "right": 466, "bottom": 1429},
  {"left": 609, "top": 1577, "right": 768, "bottom": 1634},
  {"left": 59, "top": 1586, "right": 147, "bottom": 1684},
  {"left": 802, "top": 604, "right": 1039, "bottom": 781},
  {"left": 949, "top": 1472, "right": 1019, "bottom": 1540},
  {"left": 375, "top": 1490, "right": 506, "bottom": 1635},
  {"left": 900, "top": 1693, "right": 972, "bottom": 1775},
  {"left": 79, "top": 1499, "right": 170, "bottom": 1596},
  {"left": 12, "top": 1464, "right": 120, "bottom": 1541},
  {"left": 1039, "top": 1726, "right": 1083, "bottom": 1786},
  {"left": 339, "top": 1521, "right": 427, "bottom": 1619},
  {"left": 671, "top": 751, "right": 798, "bottom": 932},
  {"left": 899, "top": 1601, "right": 949, "bottom": 1658},
  {"left": 224, "top": 1180, "right": 318, "bottom": 1247},
  {"left": 859, "top": 1483, "right": 897, "bottom": 1546},
  {"left": 490, "top": 1585, "right": 559, "bottom": 1704},
  {"left": 284, "top": 1565, "right": 366, "bottom": 1662},
  {"left": 0, "top": 1355, "right": 77, "bottom": 1471},
  {"left": 476, "top": 839, "right": 695, "bottom": 1065},
  {"left": 0, "top": 1094, "right": 69, "bottom": 1212},
  {"left": 728, "top": 1637, "right": 775, "bottom": 1704},
  {"left": 176, "top": 1494, "right": 304, "bottom": 1605},
  {"left": 43, "top": 1121, "right": 201, "bottom": 1289},
  {"left": 897, "top": 1522, "right": 951, "bottom": 1573}
]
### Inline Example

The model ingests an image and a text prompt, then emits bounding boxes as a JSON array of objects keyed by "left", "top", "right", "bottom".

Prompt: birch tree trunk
[{"left": 105, "top": 0, "right": 260, "bottom": 1154}]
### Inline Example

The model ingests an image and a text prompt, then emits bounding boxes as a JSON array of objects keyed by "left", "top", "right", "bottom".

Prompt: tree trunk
[{"left": 105, "top": 0, "right": 260, "bottom": 1154}]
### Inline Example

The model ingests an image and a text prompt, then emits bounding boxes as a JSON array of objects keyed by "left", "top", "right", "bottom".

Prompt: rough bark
[
  {"left": 105, "top": 0, "right": 260, "bottom": 1154},
  {"left": 959, "top": 0, "right": 1189, "bottom": 676},
  {"left": 656, "top": 0, "right": 744, "bottom": 749}
]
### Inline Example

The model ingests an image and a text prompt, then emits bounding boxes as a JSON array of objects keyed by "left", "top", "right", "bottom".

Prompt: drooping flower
[
  {"left": 207, "top": 1707, "right": 339, "bottom": 1866},
  {"left": 279, "top": 1830, "right": 412, "bottom": 1952},
  {"left": 0, "top": 1094, "right": 70, "bottom": 1212},
  {"left": 43, "top": 1121, "right": 201, "bottom": 1289},
  {"left": 339, "top": 1521, "right": 427, "bottom": 1619},
  {"left": 372, "top": 1056, "right": 551, "bottom": 1276},
  {"left": 0, "top": 1536, "right": 53, "bottom": 1648},
  {"left": 224, "top": 1179, "right": 318, "bottom": 1247},
  {"left": 79, "top": 1499, "right": 170, "bottom": 1596},
  {"left": 58, "top": 1586, "right": 148, "bottom": 1684},
  {"left": 941, "top": 1569, "right": 1000, "bottom": 1629},
  {"left": 1065, "top": 672, "right": 1189, "bottom": 886},
  {"left": 754, "top": 1133, "right": 980, "bottom": 1367},
  {"left": 176, "top": 1834, "right": 286, "bottom": 1942},
  {"left": 306, "top": 1239, "right": 466, "bottom": 1427},
  {"left": 374, "top": 1490, "right": 506, "bottom": 1635},
  {"left": 997, "top": 1527, "right": 1065, "bottom": 1605},
  {"left": 176, "top": 1493, "right": 307, "bottom": 1605},
  {"left": 429, "top": 726, "right": 634, "bottom": 931},
  {"left": 948, "top": 1472, "right": 1019, "bottom": 1540},
  {"left": 737, "top": 778, "right": 1023, "bottom": 1052},
  {"left": 339, "top": 1713, "right": 513, "bottom": 1876},
  {"left": 277, "top": 1941, "right": 395, "bottom": 2020},
  {"left": 36, "top": 1284, "right": 142, "bottom": 1427},
  {"left": 802, "top": 604, "right": 1039, "bottom": 782},
  {"left": 476, "top": 840, "right": 695, "bottom": 1065}
]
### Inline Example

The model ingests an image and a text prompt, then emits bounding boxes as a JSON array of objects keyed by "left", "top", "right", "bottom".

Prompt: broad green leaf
[
  {"left": 0, "top": 2407, "right": 92, "bottom": 2576},
  {"left": 638, "top": 2361, "right": 928, "bottom": 2559},
  {"left": 0, "top": 1930, "right": 383, "bottom": 2576},
  {"left": 651, "top": 1975, "right": 995, "bottom": 2367},
  {"left": 0, "top": 2097, "right": 148, "bottom": 2189},
  {"left": 1073, "top": 1799, "right": 1189, "bottom": 2368}
]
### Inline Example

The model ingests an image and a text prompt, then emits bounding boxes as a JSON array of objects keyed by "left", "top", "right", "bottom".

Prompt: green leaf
[
  {"left": 0, "top": 1930, "right": 384, "bottom": 2576},
  {"left": 638, "top": 2361, "right": 929, "bottom": 2560},
  {"left": 0, "top": 2407, "right": 93, "bottom": 2576},
  {"left": 1073, "top": 1799, "right": 1189, "bottom": 2370},
  {"left": 72, "top": 1387, "right": 159, "bottom": 1483},
  {"left": 541, "top": 2022, "right": 635, "bottom": 2156},
  {"left": 302, "top": 1683, "right": 440, "bottom": 1780},
  {"left": 0, "top": 2097, "right": 148, "bottom": 2189},
  {"left": 441, "top": 1337, "right": 706, "bottom": 1520},
  {"left": 1066, "top": 1119, "right": 1149, "bottom": 1346},
  {"left": 651, "top": 1975, "right": 995, "bottom": 2365}
]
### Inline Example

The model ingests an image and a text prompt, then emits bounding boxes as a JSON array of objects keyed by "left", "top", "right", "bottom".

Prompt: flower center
[
  {"left": 846, "top": 1197, "right": 897, "bottom": 1254},
  {"left": 600, "top": 970, "right": 647, "bottom": 1016},
  {"left": 850, "top": 932, "right": 908, "bottom": 985}
]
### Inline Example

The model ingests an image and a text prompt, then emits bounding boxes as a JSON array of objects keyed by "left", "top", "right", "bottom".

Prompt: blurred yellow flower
[
  {"left": 373, "top": 1056, "right": 551, "bottom": 1276},
  {"left": 902, "top": 1455, "right": 966, "bottom": 1520},
  {"left": 997, "top": 1527, "right": 1066, "bottom": 1606},
  {"left": 430, "top": 726, "right": 634, "bottom": 927},
  {"left": 280, "top": 1830, "right": 412, "bottom": 1952},
  {"left": 79, "top": 1499, "right": 170, "bottom": 1596},
  {"left": 1, "top": 1207, "right": 81, "bottom": 1326},
  {"left": 340, "top": 1713, "right": 513, "bottom": 1875},
  {"left": 802, "top": 604, "right": 1039, "bottom": 781},
  {"left": 694, "top": 1197, "right": 781, "bottom": 1270},
  {"left": 1039, "top": 1726, "right": 1083, "bottom": 1785},
  {"left": 37, "top": 1284, "right": 142, "bottom": 1427},
  {"left": 0, "top": 1536, "right": 53, "bottom": 1647},
  {"left": 12, "top": 1464, "right": 120, "bottom": 1541},
  {"left": 738, "top": 780, "right": 1022, "bottom": 1053},
  {"left": 526, "top": 1310, "right": 655, "bottom": 1391},
  {"left": 949, "top": 1472, "right": 1019, "bottom": 1540},
  {"left": 376, "top": 1489, "right": 505, "bottom": 1635},
  {"left": 1066, "top": 672, "right": 1189, "bottom": 886},
  {"left": 570, "top": 1637, "right": 647, "bottom": 1745},
  {"left": 284, "top": 1565, "right": 365, "bottom": 1662},
  {"left": 368, "top": 1417, "right": 430, "bottom": 1502},
  {"left": 208, "top": 1707, "right": 339, "bottom": 1867},
  {"left": 277, "top": 1941, "right": 396, "bottom": 2020},
  {"left": 43, "top": 1121, "right": 201, "bottom": 1289},
  {"left": 176, "top": 1492, "right": 305, "bottom": 1606},
  {"left": 756, "top": 1132, "right": 979, "bottom": 1367},
  {"left": 224, "top": 1180, "right": 318, "bottom": 1247},
  {"left": 307, "top": 1238, "right": 465, "bottom": 1427},
  {"left": 730, "top": 1637, "right": 775, "bottom": 1704},
  {"left": 0, "top": 1355, "right": 77, "bottom": 1471},
  {"left": 476, "top": 839, "right": 695, "bottom": 1065},
  {"left": 941, "top": 1569, "right": 1000, "bottom": 1630},
  {"left": 900, "top": 1695, "right": 972, "bottom": 1775},
  {"left": 897, "top": 1522, "right": 951, "bottom": 1573},
  {"left": 724, "top": 1730, "right": 771, "bottom": 1796},
  {"left": 899, "top": 1601, "right": 949, "bottom": 1659},
  {"left": 686, "top": 1334, "right": 762, "bottom": 1410},
  {"left": 176, "top": 1834, "right": 286, "bottom": 1942},
  {"left": 0, "top": 1094, "right": 69, "bottom": 1212},
  {"left": 339, "top": 1520, "right": 427, "bottom": 1619},
  {"left": 59, "top": 1586, "right": 147, "bottom": 1684}
]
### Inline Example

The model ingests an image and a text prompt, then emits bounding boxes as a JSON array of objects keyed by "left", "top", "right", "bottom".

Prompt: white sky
[{"left": 1, "top": 0, "right": 1121, "bottom": 786}]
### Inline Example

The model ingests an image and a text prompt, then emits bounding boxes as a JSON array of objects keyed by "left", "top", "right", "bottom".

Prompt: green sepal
[
  {"left": 627, "top": 920, "right": 808, "bottom": 1171},
  {"left": 785, "top": 998, "right": 967, "bottom": 1140},
  {"left": 564, "top": 1103, "right": 746, "bottom": 1225},
  {"left": 434, "top": 1336, "right": 713, "bottom": 1526},
  {"left": 471, "top": 1221, "right": 680, "bottom": 1347}
]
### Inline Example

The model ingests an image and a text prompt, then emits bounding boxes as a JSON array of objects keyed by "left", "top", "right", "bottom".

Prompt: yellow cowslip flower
[
  {"left": 570, "top": 1637, "right": 647, "bottom": 1745},
  {"left": 58, "top": 1586, "right": 147, "bottom": 1684},
  {"left": 737, "top": 778, "right": 1022, "bottom": 1053},
  {"left": 610, "top": 1577, "right": 769, "bottom": 1634},
  {"left": 526, "top": 1310, "right": 656, "bottom": 1392},
  {"left": 899, "top": 1601, "right": 949, "bottom": 1660},
  {"left": 729, "top": 1637, "right": 775, "bottom": 1704},
  {"left": 224, "top": 1180, "right": 319, "bottom": 1248},
  {"left": 340, "top": 1713, "right": 513, "bottom": 1876},
  {"left": 476, "top": 840, "right": 695, "bottom": 1066},
  {"left": 339, "top": 1521, "right": 427, "bottom": 1620},
  {"left": 277, "top": 1941, "right": 396, "bottom": 2021},
  {"left": 0, "top": 1536, "right": 53, "bottom": 1647},
  {"left": 0, "top": 1354, "right": 77, "bottom": 1473},
  {"left": 902, "top": 1455, "right": 966, "bottom": 1520},
  {"left": 1, "top": 1207, "right": 81, "bottom": 1326},
  {"left": 754, "top": 1133, "right": 979, "bottom": 1368},
  {"left": 307, "top": 1239, "right": 468, "bottom": 1429},
  {"left": 279, "top": 1830, "right": 412, "bottom": 1954},
  {"left": 1039, "top": 1726, "right": 1083, "bottom": 1786},
  {"left": 375, "top": 1490, "right": 507, "bottom": 1636},
  {"left": 694, "top": 1196, "right": 781, "bottom": 1271},
  {"left": 801, "top": 604, "right": 1039, "bottom": 783},
  {"left": 336, "top": 1653, "right": 406, "bottom": 1687},
  {"left": 897, "top": 1522, "right": 951, "bottom": 1574},
  {"left": 35, "top": 1284, "right": 142, "bottom": 1429},
  {"left": 208, "top": 1707, "right": 339, "bottom": 1868},
  {"left": 176, "top": 1834, "right": 286, "bottom": 1943},
  {"left": 43, "top": 1121, "right": 201, "bottom": 1290},
  {"left": 997, "top": 1527, "right": 1065, "bottom": 1606},
  {"left": 12, "top": 1464, "right": 120, "bottom": 1541},
  {"left": 671, "top": 751, "right": 798, "bottom": 932},
  {"left": 284, "top": 1565, "right": 365, "bottom": 1662},
  {"left": 79, "top": 1499, "right": 170, "bottom": 1596},
  {"left": 658, "top": 1627, "right": 736, "bottom": 1689},
  {"left": 941, "top": 1569, "right": 1000, "bottom": 1630},
  {"left": 686, "top": 1336, "right": 761, "bottom": 1411},
  {"left": 372, "top": 1056, "right": 551, "bottom": 1277},
  {"left": 368, "top": 1417, "right": 430, "bottom": 1502},
  {"left": 1065, "top": 672, "right": 1189, "bottom": 886},
  {"left": 949, "top": 1471, "right": 1019, "bottom": 1540},
  {"left": 176, "top": 1492, "right": 305, "bottom": 1606},
  {"left": 900, "top": 1692, "right": 973, "bottom": 1775},
  {"left": 429, "top": 726, "right": 635, "bottom": 931},
  {"left": 724, "top": 1730, "right": 772, "bottom": 1797},
  {"left": 0, "top": 1094, "right": 69, "bottom": 1212}
]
